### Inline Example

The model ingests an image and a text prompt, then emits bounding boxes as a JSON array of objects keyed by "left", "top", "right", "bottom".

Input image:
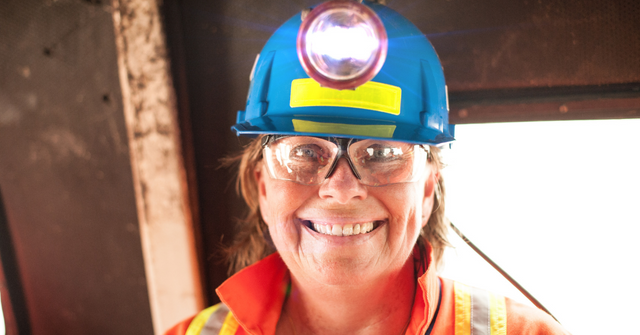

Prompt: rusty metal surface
[
  {"left": 0, "top": 0, "right": 153, "bottom": 333},
  {"left": 396, "top": 0, "right": 640, "bottom": 122},
  {"left": 399, "top": 0, "right": 640, "bottom": 91}
]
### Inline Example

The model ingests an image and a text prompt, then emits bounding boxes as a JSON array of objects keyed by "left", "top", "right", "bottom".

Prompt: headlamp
[{"left": 297, "top": 0, "right": 388, "bottom": 90}]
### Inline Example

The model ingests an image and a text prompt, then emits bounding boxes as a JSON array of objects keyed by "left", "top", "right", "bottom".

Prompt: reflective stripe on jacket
[
  {"left": 164, "top": 252, "right": 569, "bottom": 335},
  {"left": 185, "top": 303, "right": 239, "bottom": 335},
  {"left": 181, "top": 281, "right": 508, "bottom": 335}
]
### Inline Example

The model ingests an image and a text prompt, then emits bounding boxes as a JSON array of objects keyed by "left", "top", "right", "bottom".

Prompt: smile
[{"left": 302, "top": 220, "right": 384, "bottom": 236}]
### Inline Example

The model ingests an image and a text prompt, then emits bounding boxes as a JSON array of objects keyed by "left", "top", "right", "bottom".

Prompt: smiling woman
[
  {"left": 226, "top": 135, "right": 447, "bottom": 275},
  {"left": 164, "top": 1, "right": 569, "bottom": 335},
  {"left": 257, "top": 134, "right": 439, "bottom": 278}
]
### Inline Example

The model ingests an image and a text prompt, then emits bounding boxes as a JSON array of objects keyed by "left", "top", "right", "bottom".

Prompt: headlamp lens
[
  {"left": 297, "top": 1, "right": 387, "bottom": 90},
  {"left": 306, "top": 10, "right": 380, "bottom": 80}
]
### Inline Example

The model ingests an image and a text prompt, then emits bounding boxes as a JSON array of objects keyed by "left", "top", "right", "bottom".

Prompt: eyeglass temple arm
[{"left": 448, "top": 221, "right": 561, "bottom": 324}]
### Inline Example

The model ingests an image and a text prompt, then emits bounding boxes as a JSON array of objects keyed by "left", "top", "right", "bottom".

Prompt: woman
[
  {"left": 224, "top": 134, "right": 447, "bottom": 335},
  {"left": 166, "top": 1, "right": 569, "bottom": 334}
]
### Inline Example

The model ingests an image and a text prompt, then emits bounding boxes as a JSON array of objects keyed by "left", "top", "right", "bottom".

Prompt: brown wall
[{"left": 0, "top": 0, "right": 153, "bottom": 333}]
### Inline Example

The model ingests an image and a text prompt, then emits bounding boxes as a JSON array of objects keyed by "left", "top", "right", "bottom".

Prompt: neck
[{"left": 280, "top": 259, "right": 416, "bottom": 335}]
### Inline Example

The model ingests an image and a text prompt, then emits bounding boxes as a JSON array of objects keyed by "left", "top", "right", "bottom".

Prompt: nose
[{"left": 318, "top": 158, "right": 368, "bottom": 203}]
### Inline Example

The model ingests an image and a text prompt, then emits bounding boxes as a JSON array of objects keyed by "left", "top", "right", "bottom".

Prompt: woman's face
[{"left": 256, "top": 150, "right": 438, "bottom": 286}]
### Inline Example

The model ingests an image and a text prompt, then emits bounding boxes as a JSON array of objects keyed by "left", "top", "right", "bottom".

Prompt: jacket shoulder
[
  {"left": 164, "top": 314, "right": 196, "bottom": 335},
  {"left": 505, "top": 298, "right": 572, "bottom": 335},
  {"left": 164, "top": 303, "right": 240, "bottom": 335},
  {"left": 439, "top": 278, "right": 570, "bottom": 335}
]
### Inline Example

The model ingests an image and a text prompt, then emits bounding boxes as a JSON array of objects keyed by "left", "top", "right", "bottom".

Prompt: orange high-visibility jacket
[{"left": 165, "top": 252, "right": 570, "bottom": 335}]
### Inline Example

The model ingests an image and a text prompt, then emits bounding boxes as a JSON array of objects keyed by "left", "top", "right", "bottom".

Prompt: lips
[{"left": 301, "top": 220, "right": 384, "bottom": 236}]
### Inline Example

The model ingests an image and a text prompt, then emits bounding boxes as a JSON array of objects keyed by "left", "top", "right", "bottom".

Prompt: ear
[{"left": 421, "top": 170, "right": 439, "bottom": 228}]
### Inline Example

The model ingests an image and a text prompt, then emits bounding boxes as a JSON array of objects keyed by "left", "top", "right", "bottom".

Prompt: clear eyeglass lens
[
  {"left": 264, "top": 137, "right": 338, "bottom": 185},
  {"left": 349, "top": 140, "right": 426, "bottom": 186},
  {"left": 264, "top": 137, "right": 428, "bottom": 186},
  {"left": 306, "top": 9, "right": 380, "bottom": 80}
]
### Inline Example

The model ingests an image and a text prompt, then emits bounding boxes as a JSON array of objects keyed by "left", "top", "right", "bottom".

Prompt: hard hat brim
[{"left": 232, "top": 115, "right": 454, "bottom": 146}]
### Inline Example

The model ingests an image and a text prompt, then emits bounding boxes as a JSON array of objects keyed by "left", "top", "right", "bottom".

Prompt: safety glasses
[{"left": 261, "top": 135, "right": 431, "bottom": 186}]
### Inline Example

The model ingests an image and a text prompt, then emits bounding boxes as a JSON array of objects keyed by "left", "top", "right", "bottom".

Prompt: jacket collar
[{"left": 216, "top": 245, "right": 439, "bottom": 335}]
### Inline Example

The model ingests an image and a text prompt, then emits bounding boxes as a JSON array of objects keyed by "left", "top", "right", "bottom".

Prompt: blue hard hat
[{"left": 232, "top": 0, "right": 455, "bottom": 145}]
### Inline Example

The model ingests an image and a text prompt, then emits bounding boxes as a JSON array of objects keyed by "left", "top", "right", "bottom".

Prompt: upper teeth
[{"left": 312, "top": 222, "right": 375, "bottom": 236}]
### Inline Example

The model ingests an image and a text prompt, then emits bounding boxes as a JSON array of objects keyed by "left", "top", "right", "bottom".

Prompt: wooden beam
[
  {"left": 111, "top": 0, "right": 205, "bottom": 333},
  {"left": 450, "top": 93, "right": 640, "bottom": 124}
]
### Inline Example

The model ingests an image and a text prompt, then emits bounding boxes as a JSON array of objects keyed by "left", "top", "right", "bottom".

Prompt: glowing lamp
[{"left": 297, "top": 0, "right": 388, "bottom": 90}]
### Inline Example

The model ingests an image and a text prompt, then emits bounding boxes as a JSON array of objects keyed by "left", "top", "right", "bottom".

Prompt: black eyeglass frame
[{"left": 261, "top": 134, "right": 432, "bottom": 184}]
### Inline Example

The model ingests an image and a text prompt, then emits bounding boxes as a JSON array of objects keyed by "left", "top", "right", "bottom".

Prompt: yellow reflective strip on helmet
[
  {"left": 292, "top": 119, "right": 396, "bottom": 138},
  {"left": 186, "top": 305, "right": 221, "bottom": 335},
  {"left": 290, "top": 78, "right": 402, "bottom": 115},
  {"left": 489, "top": 293, "right": 507, "bottom": 335},
  {"left": 454, "top": 282, "right": 471, "bottom": 335},
  {"left": 219, "top": 311, "right": 239, "bottom": 335}
]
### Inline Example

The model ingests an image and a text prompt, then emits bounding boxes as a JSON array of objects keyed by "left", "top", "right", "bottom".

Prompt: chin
[{"left": 301, "top": 251, "right": 387, "bottom": 285}]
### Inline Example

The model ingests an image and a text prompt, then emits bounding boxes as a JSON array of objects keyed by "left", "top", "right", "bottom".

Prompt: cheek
[
  {"left": 259, "top": 182, "right": 286, "bottom": 228},
  {"left": 258, "top": 179, "right": 313, "bottom": 228},
  {"left": 258, "top": 195, "right": 274, "bottom": 227},
  {"left": 258, "top": 178, "right": 282, "bottom": 228},
  {"left": 375, "top": 184, "right": 424, "bottom": 229}
]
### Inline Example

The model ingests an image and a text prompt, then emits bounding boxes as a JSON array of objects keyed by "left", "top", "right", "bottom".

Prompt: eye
[
  {"left": 291, "top": 144, "right": 328, "bottom": 163},
  {"left": 294, "top": 146, "right": 316, "bottom": 158},
  {"left": 364, "top": 145, "right": 403, "bottom": 162}
]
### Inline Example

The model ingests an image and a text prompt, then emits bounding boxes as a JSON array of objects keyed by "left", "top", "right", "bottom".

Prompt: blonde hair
[{"left": 223, "top": 135, "right": 450, "bottom": 275}]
